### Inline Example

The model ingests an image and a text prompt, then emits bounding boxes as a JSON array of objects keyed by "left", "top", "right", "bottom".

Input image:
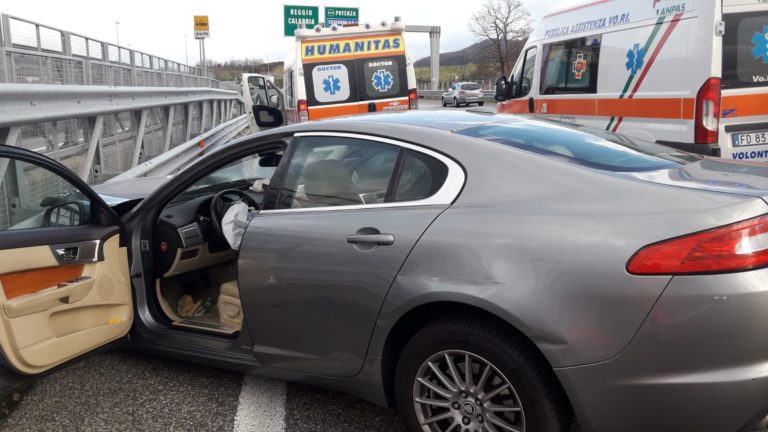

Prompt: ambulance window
[
  {"left": 722, "top": 12, "right": 768, "bottom": 89},
  {"left": 284, "top": 69, "right": 294, "bottom": 108},
  {"left": 248, "top": 76, "right": 269, "bottom": 106},
  {"left": 308, "top": 63, "right": 354, "bottom": 104},
  {"left": 359, "top": 57, "right": 408, "bottom": 101},
  {"left": 540, "top": 36, "right": 601, "bottom": 95},
  {"left": 510, "top": 47, "right": 537, "bottom": 98}
]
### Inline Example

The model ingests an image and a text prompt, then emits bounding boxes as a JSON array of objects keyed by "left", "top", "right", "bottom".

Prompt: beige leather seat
[{"left": 218, "top": 281, "right": 242, "bottom": 327}]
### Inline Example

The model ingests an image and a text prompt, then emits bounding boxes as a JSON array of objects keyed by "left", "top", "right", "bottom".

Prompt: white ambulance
[
  {"left": 495, "top": 0, "right": 768, "bottom": 161},
  {"left": 282, "top": 18, "right": 418, "bottom": 124}
]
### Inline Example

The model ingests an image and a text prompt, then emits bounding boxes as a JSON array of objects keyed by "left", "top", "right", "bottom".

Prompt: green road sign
[
  {"left": 284, "top": 5, "right": 319, "bottom": 37},
  {"left": 325, "top": 6, "right": 359, "bottom": 27}
]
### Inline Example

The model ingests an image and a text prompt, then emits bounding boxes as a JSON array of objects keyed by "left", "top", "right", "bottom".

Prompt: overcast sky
[{"left": 1, "top": 0, "right": 584, "bottom": 65}]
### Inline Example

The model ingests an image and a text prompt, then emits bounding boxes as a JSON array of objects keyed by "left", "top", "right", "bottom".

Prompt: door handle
[
  {"left": 346, "top": 234, "right": 395, "bottom": 246},
  {"left": 54, "top": 246, "right": 79, "bottom": 262}
]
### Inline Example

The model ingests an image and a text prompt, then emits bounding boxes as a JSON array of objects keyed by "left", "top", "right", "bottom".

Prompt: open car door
[{"left": 0, "top": 145, "right": 131, "bottom": 377}]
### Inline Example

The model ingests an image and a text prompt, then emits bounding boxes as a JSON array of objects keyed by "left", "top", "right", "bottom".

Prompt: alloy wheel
[{"left": 412, "top": 350, "right": 525, "bottom": 432}]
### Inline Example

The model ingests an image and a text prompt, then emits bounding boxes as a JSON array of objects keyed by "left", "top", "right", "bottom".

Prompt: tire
[
  {"left": 442, "top": 98, "right": 447, "bottom": 107},
  {"left": 454, "top": 98, "right": 459, "bottom": 108},
  {"left": 478, "top": 101, "right": 485, "bottom": 107},
  {"left": 395, "top": 319, "right": 572, "bottom": 432}
]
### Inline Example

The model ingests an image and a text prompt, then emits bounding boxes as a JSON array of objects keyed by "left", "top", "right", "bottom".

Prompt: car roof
[{"left": 321, "top": 110, "right": 516, "bottom": 132}]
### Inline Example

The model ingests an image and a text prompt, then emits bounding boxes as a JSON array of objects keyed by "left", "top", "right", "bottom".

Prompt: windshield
[
  {"left": 171, "top": 150, "right": 281, "bottom": 204},
  {"left": 722, "top": 11, "right": 768, "bottom": 89},
  {"left": 456, "top": 118, "right": 701, "bottom": 172}
]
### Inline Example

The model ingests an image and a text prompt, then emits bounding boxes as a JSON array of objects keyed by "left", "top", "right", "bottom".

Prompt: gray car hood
[
  {"left": 629, "top": 157, "right": 768, "bottom": 200},
  {"left": 92, "top": 176, "right": 170, "bottom": 205}
]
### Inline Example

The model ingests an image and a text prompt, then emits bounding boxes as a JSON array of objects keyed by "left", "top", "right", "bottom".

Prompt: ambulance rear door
[
  {"left": 301, "top": 33, "right": 409, "bottom": 120},
  {"left": 720, "top": 1, "right": 768, "bottom": 161}
]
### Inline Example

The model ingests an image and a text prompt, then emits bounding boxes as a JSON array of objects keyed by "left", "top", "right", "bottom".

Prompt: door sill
[{"left": 171, "top": 319, "right": 240, "bottom": 336}]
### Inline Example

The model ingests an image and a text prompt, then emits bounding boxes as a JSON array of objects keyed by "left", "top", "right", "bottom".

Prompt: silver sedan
[{"left": 2, "top": 110, "right": 768, "bottom": 432}]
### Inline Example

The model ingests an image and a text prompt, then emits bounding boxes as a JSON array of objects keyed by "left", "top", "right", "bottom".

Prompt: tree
[{"left": 469, "top": 0, "right": 532, "bottom": 78}]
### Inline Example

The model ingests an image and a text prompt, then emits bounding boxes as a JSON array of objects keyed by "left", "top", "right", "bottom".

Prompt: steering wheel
[{"left": 209, "top": 189, "right": 260, "bottom": 237}]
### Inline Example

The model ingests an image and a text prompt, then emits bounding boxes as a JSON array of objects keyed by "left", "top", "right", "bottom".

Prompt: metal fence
[
  {"left": 1, "top": 84, "right": 246, "bottom": 182},
  {"left": 0, "top": 14, "right": 220, "bottom": 88},
  {"left": 417, "top": 79, "right": 496, "bottom": 91}
]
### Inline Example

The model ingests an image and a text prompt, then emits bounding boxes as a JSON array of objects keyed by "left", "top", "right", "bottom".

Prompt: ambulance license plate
[{"left": 733, "top": 131, "right": 768, "bottom": 147}]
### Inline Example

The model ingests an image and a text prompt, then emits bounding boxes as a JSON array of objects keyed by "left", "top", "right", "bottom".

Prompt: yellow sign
[
  {"left": 194, "top": 16, "right": 209, "bottom": 31},
  {"left": 302, "top": 34, "right": 404, "bottom": 63}
]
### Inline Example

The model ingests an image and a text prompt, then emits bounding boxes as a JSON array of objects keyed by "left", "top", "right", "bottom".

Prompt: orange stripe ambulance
[
  {"left": 494, "top": 0, "right": 768, "bottom": 161},
  {"left": 283, "top": 17, "right": 418, "bottom": 124}
]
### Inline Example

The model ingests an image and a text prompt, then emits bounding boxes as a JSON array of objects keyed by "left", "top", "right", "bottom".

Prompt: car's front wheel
[
  {"left": 478, "top": 101, "right": 485, "bottom": 107},
  {"left": 395, "top": 320, "right": 572, "bottom": 432}
]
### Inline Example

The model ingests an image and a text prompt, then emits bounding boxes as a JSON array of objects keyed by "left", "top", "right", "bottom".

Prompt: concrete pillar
[{"left": 430, "top": 27, "right": 440, "bottom": 91}]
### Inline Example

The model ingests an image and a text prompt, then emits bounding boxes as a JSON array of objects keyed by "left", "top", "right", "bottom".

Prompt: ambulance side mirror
[
  {"left": 495, "top": 76, "right": 510, "bottom": 102},
  {"left": 253, "top": 105, "right": 284, "bottom": 128}
]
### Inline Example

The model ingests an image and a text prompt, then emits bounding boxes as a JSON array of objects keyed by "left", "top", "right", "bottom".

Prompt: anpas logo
[
  {"left": 653, "top": 0, "right": 686, "bottom": 17},
  {"left": 751, "top": 25, "right": 768, "bottom": 64}
]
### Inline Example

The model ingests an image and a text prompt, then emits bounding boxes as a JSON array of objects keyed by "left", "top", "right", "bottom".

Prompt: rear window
[
  {"left": 723, "top": 12, "right": 768, "bottom": 89},
  {"left": 456, "top": 120, "right": 700, "bottom": 172},
  {"left": 360, "top": 57, "right": 407, "bottom": 100},
  {"left": 306, "top": 61, "right": 358, "bottom": 105},
  {"left": 461, "top": 83, "right": 481, "bottom": 90}
]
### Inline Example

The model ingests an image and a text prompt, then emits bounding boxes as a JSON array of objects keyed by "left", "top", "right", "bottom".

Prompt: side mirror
[
  {"left": 253, "top": 105, "right": 284, "bottom": 128},
  {"left": 269, "top": 94, "right": 280, "bottom": 108},
  {"left": 495, "top": 76, "right": 510, "bottom": 102},
  {"left": 43, "top": 201, "right": 85, "bottom": 227}
]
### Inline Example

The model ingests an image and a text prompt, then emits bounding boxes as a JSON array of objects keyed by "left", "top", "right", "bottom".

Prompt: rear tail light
[
  {"left": 297, "top": 99, "right": 309, "bottom": 123},
  {"left": 408, "top": 88, "right": 418, "bottom": 110},
  {"left": 694, "top": 77, "right": 721, "bottom": 144},
  {"left": 627, "top": 215, "right": 768, "bottom": 275},
  {"left": 459, "top": 90, "right": 465, "bottom": 96}
]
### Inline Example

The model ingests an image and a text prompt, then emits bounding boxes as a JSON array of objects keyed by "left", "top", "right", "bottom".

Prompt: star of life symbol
[
  {"left": 322, "top": 75, "right": 341, "bottom": 95},
  {"left": 625, "top": 43, "right": 646, "bottom": 74},
  {"left": 752, "top": 25, "right": 768, "bottom": 64},
  {"left": 372, "top": 69, "right": 394, "bottom": 92},
  {"left": 572, "top": 54, "right": 587, "bottom": 80}
]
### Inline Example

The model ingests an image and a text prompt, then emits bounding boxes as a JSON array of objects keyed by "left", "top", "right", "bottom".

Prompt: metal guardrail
[
  {"left": 0, "top": 83, "right": 247, "bottom": 186},
  {"left": 109, "top": 114, "right": 250, "bottom": 180},
  {"left": 0, "top": 13, "right": 220, "bottom": 88},
  {"left": 418, "top": 89, "right": 495, "bottom": 98}
]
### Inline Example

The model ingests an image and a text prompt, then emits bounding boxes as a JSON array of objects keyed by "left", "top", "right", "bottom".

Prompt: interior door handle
[
  {"left": 346, "top": 234, "right": 395, "bottom": 246},
  {"left": 54, "top": 246, "right": 79, "bottom": 262}
]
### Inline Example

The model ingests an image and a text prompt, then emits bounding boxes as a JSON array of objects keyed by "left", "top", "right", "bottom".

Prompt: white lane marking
[{"left": 233, "top": 374, "right": 287, "bottom": 432}]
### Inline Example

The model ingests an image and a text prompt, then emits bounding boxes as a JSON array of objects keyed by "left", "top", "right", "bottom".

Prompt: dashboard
[{"left": 153, "top": 187, "right": 262, "bottom": 277}]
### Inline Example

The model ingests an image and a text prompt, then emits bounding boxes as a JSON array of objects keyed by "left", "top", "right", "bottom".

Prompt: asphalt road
[
  {"left": 0, "top": 99, "right": 474, "bottom": 432},
  {"left": 0, "top": 350, "right": 406, "bottom": 432},
  {"left": 419, "top": 97, "right": 492, "bottom": 111}
]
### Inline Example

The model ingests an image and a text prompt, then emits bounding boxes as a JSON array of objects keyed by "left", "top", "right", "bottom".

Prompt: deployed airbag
[{"left": 221, "top": 202, "right": 254, "bottom": 250}]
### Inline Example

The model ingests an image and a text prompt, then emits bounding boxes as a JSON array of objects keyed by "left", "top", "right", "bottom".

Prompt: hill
[{"left": 414, "top": 40, "right": 494, "bottom": 67}]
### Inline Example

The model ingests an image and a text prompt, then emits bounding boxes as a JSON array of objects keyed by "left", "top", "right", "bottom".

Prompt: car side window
[
  {"left": 0, "top": 157, "right": 90, "bottom": 231},
  {"left": 277, "top": 137, "right": 400, "bottom": 209},
  {"left": 394, "top": 150, "right": 449, "bottom": 202}
]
